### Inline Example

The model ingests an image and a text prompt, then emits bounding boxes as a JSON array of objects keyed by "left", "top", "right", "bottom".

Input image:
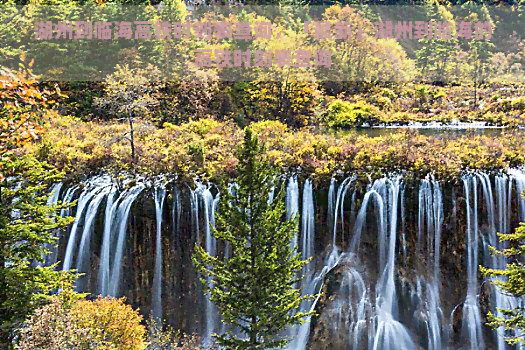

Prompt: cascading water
[
  {"left": 47, "top": 186, "right": 79, "bottom": 267},
  {"left": 193, "top": 182, "right": 220, "bottom": 348},
  {"left": 62, "top": 177, "right": 115, "bottom": 272},
  {"left": 332, "top": 176, "right": 356, "bottom": 249},
  {"left": 286, "top": 177, "right": 316, "bottom": 343},
  {"left": 288, "top": 176, "right": 348, "bottom": 350},
  {"left": 98, "top": 186, "right": 118, "bottom": 296},
  {"left": 44, "top": 183, "right": 63, "bottom": 267},
  {"left": 327, "top": 177, "right": 336, "bottom": 233},
  {"left": 462, "top": 174, "right": 485, "bottom": 350},
  {"left": 301, "top": 179, "right": 315, "bottom": 270},
  {"left": 62, "top": 185, "right": 100, "bottom": 271},
  {"left": 414, "top": 175, "right": 444, "bottom": 350},
  {"left": 152, "top": 185, "right": 166, "bottom": 322},
  {"left": 46, "top": 168, "right": 525, "bottom": 350},
  {"left": 75, "top": 184, "right": 113, "bottom": 290},
  {"left": 509, "top": 169, "right": 525, "bottom": 219},
  {"left": 286, "top": 175, "right": 300, "bottom": 252},
  {"left": 368, "top": 176, "right": 416, "bottom": 350},
  {"left": 107, "top": 183, "right": 146, "bottom": 296},
  {"left": 482, "top": 172, "right": 525, "bottom": 350}
]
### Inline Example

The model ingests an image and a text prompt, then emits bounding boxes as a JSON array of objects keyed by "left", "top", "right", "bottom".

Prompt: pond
[{"left": 324, "top": 121, "right": 521, "bottom": 138}]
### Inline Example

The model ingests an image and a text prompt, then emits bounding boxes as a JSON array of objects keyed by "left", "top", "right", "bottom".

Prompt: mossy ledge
[{"left": 31, "top": 116, "right": 525, "bottom": 186}]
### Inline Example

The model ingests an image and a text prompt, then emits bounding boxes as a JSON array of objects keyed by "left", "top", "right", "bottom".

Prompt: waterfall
[
  {"left": 152, "top": 185, "right": 166, "bottom": 322},
  {"left": 51, "top": 177, "right": 147, "bottom": 297},
  {"left": 486, "top": 172, "right": 525, "bottom": 350},
  {"left": 349, "top": 188, "right": 382, "bottom": 255},
  {"left": 172, "top": 186, "right": 181, "bottom": 235},
  {"left": 107, "top": 183, "right": 145, "bottom": 296},
  {"left": 369, "top": 176, "right": 416, "bottom": 350},
  {"left": 286, "top": 175, "right": 300, "bottom": 252},
  {"left": 327, "top": 177, "right": 336, "bottom": 233},
  {"left": 44, "top": 182, "right": 63, "bottom": 267},
  {"left": 492, "top": 173, "right": 513, "bottom": 350},
  {"left": 98, "top": 187, "right": 118, "bottom": 295},
  {"left": 46, "top": 168, "right": 525, "bottom": 349},
  {"left": 462, "top": 174, "right": 485, "bottom": 350},
  {"left": 332, "top": 176, "right": 356, "bottom": 248},
  {"left": 416, "top": 175, "right": 444, "bottom": 350},
  {"left": 285, "top": 178, "right": 316, "bottom": 342},
  {"left": 341, "top": 264, "right": 370, "bottom": 350},
  {"left": 75, "top": 185, "right": 113, "bottom": 290},
  {"left": 289, "top": 176, "right": 349, "bottom": 350},
  {"left": 290, "top": 248, "right": 342, "bottom": 350},
  {"left": 47, "top": 183, "right": 63, "bottom": 207},
  {"left": 63, "top": 182, "right": 105, "bottom": 271},
  {"left": 293, "top": 175, "right": 415, "bottom": 350},
  {"left": 47, "top": 186, "right": 79, "bottom": 267},
  {"left": 194, "top": 182, "right": 220, "bottom": 348},
  {"left": 509, "top": 169, "right": 525, "bottom": 220},
  {"left": 301, "top": 179, "right": 315, "bottom": 267}
]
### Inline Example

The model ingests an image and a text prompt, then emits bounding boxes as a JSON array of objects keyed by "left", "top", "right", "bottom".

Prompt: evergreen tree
[
  {"left": 192, "top": 128, "right": 312, "bottom": 350},
  {"left": 481, "top": 222, "right": 525, "bottom": 346},
  {"left": 468, "top": 38, "right": 494, "bottom": 109},
  {"left": 0, "top": 63, "right": 75, "bottom": 345}
]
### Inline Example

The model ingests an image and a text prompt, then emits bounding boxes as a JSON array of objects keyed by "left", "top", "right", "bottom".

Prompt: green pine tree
[
  {"left": 481, "top": 222, "right": 525, "bottom": 346},
  {"left": 0, "top": 63, "right": 76, "bottom": 346},
  {"left": 0, "top": 155, "right": 77, "bottom": 346},
  {"left": 192, "top": 127, "right": 313, "bottom": 350}
]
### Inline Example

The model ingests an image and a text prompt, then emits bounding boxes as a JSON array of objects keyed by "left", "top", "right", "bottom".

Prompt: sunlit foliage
[
  {"left": 481, "top": 222, "right": 525, "bottom": 347},
  {"left": 16, "top": 289, "right": 146, "bottom": 350},
  {"left": 0, "top": 63, "right": 74, "bottom": 345}
]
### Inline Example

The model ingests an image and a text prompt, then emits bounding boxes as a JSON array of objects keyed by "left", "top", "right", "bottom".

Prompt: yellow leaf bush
[
  {"left": 17, "top": 294, "right": 146, "bottom": 350},
  {"left": 27, "top": 116, "right": 525, "bottom": 184}
]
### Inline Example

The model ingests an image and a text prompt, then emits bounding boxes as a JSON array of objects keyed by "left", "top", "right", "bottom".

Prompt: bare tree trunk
[
  {"left": 129, "top": 111, "right": 136, "bottom": 162},
  {"left": 473, "top": 77, "right": 478, "bottom": 111}
]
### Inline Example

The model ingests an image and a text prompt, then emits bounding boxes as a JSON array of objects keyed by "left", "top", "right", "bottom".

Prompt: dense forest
[{"left": 2, "top": 0, "right": 525, "bottom": 349}]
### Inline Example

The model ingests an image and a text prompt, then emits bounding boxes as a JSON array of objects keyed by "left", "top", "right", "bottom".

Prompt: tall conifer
[
  {"left": 193, "top": 128, "right": 312, "bottom": 349},
  {"left": 481, "top": 221, "right": 525, "bottom": 346}
]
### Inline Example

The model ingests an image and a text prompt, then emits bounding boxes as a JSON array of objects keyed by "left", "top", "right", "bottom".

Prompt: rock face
[
  {"left": 307, "top": 261, "right": 365, "bottom": 350},
  {"left": 51, "top": 170, "right": 525, "bottom": 349},
  {"left": 306, "top": 265, "right": 499, "bottom": 350}
]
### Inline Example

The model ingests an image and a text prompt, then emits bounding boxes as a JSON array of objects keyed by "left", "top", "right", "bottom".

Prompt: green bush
[
  {"left": 412, "top": 85, "right": 446, "bottom": 112},
  {"left": 326, "top": 100, "right": 382, "bottom": 129},
  {"left": 485, "top": 96, "right": 525, "bottom": 114},
  {"left": 510, "top": 96, "right": 525, "bottom": 111},
  {"left": 371, "top": 95, "right": 392, "bottom": 111},
  {"left": 381, "top": 88, "right": 397, "bottom": 100},
  {"left": 230, "top": 81, "right": 322, "bottom": 128},
  {"left": 145, "top": 317, "right": 202, "bottom": 350}
]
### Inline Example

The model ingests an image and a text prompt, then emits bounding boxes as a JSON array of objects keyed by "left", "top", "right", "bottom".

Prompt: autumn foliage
[
  {"left": 16, "top": 292, "right": 146, "bottom": 350},
  {"left": 0, "top": 59, "right": 65, "bottom": 180}
]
